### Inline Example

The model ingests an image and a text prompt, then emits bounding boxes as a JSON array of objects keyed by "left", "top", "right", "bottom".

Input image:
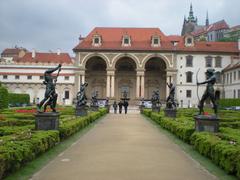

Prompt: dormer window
[
  {"left": 92, "top": 35, "right": 102, "bottom": 47},
  {"left": 151, "top": 36, "right": 160, "bottom": 47},
  {"left": 184, "top": 35, "right": 194, "bottom": 47},
  {"left": 122, "top": 35, "right": 131, "bottom": 47}
]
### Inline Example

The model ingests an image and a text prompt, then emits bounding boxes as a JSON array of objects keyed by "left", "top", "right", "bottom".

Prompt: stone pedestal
[
  {"left": 90, "top": 105, "right": 99, "bottom": 111},
  {"left": 194, "top": 115, "right": 219, "bottom": 133},
  {"left": 164, "top": 108, "right": 177, "bottom": 118},
  {"left": 152, "top": 106, "right": 160, "bottom": 113},
  {"left": 75, "top": 106, "right": 88, "bottom": 116},
  {"left": 35, "top": 112, "right": 59, "bottom": 130}
]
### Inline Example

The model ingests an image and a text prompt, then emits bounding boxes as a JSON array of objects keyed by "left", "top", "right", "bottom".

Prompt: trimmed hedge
[
  {"left": 0, "top": 108, "right": 107, "bottom": 179},
  {"left": 0, "top": 130, "right": 60, "bottom": 178},
  {"left": 142, "top": 108, "right": 240, "bottom": 178},
  {"left": 0, "top": 86, "right": 8, "bottom": 110},
  {"left": 8, "top": 93, "right": 30, "bottom": 105},
  {"left": 218, "top": 99, "right": 240, "bottom": 108}
]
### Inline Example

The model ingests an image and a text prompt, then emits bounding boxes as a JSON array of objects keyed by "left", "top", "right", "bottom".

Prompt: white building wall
[
  {"left": 175, "top": 53, "right": 232, "bottom": 107},
  {"left": 224, "top": 67, "right": 240, "bottom": 98}
]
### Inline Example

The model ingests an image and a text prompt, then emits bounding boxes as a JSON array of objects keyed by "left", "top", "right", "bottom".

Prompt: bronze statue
[
  {"left": 76, "top": 82, "right": 88, "bottom": 107},
  {"left": 37, "top": 64, "right": 61, "bottom": 112},
  {"left": 151, "top": 90, "right": 161, "bottom": 108},
  {"left": 166, "top": 83, "right": 177, "bottom": 108},
  {"left": 197, "top": 69, "right": 218, "bottom": 115},
  {"left": 91, "top": 91, "right": 98, "bottom": 106}
]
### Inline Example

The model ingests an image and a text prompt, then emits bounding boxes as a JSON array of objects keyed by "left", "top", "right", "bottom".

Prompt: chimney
[
  {"left": 32, "top": 49, "right": 36, "bottom": 58},
  {"left": 57, "top": 49, "right": 61, "bottom": 55}
]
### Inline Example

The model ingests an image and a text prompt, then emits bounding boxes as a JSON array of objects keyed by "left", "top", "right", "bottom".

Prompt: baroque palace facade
[{"left": 0, "top": 27, "right": 240, "bottom": 106}]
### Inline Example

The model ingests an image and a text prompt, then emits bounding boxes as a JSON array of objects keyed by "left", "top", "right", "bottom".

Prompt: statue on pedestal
[
  {"left": 37, "top": 64, "right": 61, "bottom": 112},
  {"left": 197, "top": 69, "right": 218, "bottom": 115},
  {"left": 76, "top": 82, "right": 88, "bottom": 107},
  {"left": 194, "top": 69, "right": 219, "bottom": 132},
  {"left": 166, "top": 83, "right": 177, "bottom": 109},
  {"left": 91, "top": 91, "right": 98, "bottom": 106},
  {"left": 151, "top": 90, "right": 161, "bottom": 112}
]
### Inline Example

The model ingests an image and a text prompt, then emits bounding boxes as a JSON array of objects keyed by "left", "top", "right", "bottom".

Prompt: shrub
[
  {"left": 8, "top": 93, "right": 30, "bottom": 105},
  {"left": 218, "top": 99, "right": 240, "bottom": 108},
  {"left": 0, "top": 130, "right": 60, "bottom": 179},
  {"left": 0, "top": 86, "right": 9, "bottom": 110}
]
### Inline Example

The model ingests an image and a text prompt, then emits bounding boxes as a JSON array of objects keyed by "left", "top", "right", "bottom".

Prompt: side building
[{"left": 0, "top": 50, "right": 76, "bottom": 105}]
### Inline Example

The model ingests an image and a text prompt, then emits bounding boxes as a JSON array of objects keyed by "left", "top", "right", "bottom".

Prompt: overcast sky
[{"left": 0, "top": 0, "right": 239, "bottom": 56}]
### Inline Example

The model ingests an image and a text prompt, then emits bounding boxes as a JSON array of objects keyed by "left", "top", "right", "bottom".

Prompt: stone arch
[
  {"left": 112, "top": 53, "right": 140, "bottom": 69},
  {"left": 82, "top": 53, "right": 110, "bottom": 68},
  {"left": 142, "top": 54, "right": 170, "bottom": 69}
]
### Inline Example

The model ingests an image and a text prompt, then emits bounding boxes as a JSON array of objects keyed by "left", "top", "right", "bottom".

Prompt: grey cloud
[{"left": 0, "top": 0, "right": 239, "bottom": 56}]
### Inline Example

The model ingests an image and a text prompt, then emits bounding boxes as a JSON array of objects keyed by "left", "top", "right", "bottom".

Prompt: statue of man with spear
[{"left": 37, "top": 64, "right": 61, "bottom": 112}]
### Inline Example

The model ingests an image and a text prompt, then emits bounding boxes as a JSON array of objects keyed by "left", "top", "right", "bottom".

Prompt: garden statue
[
  {"left": 91, "top": 91, "right": 98, "bottom": 106},
  {"left": 76, "top": 82, "right": 88, "bottom": 107},
  {"left": 166, "top": 83, "right": 177, "bottom": 109},
  {"left": 37, "top": 64, "right": 61, "bottom": 113},
  {"left": 197, "top": 69, "right": 218, "bottom": 115},
  {"left": 151, "top": 90, "right": 161, "bottom": 112},
  {"left": 194, "top": 68, "right": 219, "bottom": 133},
  {"left": 35, "top": 64, "right": 61, "bottom": 130}
]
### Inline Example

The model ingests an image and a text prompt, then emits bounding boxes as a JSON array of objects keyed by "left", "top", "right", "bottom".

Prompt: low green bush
[
  {"left": 0, "top": 130, "right": 60, "bottom": 179},
  {"left": 0, "top": 125, "right": 34, "bottom": 136},
  {"left": 218, "top": 99, "right": 240, "bottom": 108},
  {"left": 190, "top": 132, "right": 240, "bottom": 176},
  {"left": 0, "top": 86, "right": 8, "bottom": 110},
  {"left": 8, "top": 93, "right": 30, "bottom": 105},
  {"left": 0, "top": 119, "right": 34, "bottom": 127}
]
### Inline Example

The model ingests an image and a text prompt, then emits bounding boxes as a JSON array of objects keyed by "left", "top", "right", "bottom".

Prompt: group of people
[{"left": 112, "top": 100, "right": 129, "bottom": 114}]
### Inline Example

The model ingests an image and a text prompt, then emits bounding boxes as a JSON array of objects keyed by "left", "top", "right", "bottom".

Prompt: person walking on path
[
  {"left": 123, "top": 100, "right": 129, "bottom": 114},
  {"left": 113, "top": 101, "right": 118, "bottom": 114},
  {"left": 118, "top": 101, "right": 123, "bottom": 114}
]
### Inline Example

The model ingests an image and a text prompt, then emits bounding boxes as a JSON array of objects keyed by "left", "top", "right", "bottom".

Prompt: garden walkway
[{"left": 31, "top": 113, "right": 216, "bottom": 180}]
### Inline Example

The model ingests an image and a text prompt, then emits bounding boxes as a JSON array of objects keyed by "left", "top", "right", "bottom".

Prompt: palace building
[{"left": 0, "top": 27, "right": 240, "bottom": 107}]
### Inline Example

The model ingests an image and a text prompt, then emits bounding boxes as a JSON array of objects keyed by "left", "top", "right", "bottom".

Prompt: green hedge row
[
  {"left": 0, "top": 108, "right": 107, "bottom": 179},
  {"left": 8, "top": 93, "right": 30, "bottom": 105},
  {"left": 0, "top": 86, "right": 8, "bottom": 110},
  {"left": 190, "top": 132, "right": 240, "bottom": 176},
  {"left": 218, "top": 99, "right": 240, "bottom": 108},
  {"left": 0, "top": 130, "right": 60, "bottom": 178},
  {"left": 142, "top": 109, "right": 240, "bottom": 178}
]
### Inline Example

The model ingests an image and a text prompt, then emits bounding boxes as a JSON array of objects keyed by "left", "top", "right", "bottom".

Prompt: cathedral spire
[
  {"left": 206, "top": 11, "right": 209, "bottom": 26},
  {"left": 188, "top": 3, "right": 194, "bottom": 21}
]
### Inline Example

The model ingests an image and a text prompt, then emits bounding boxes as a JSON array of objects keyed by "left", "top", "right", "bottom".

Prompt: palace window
[
  {"left": 238, "top": 71, "right": 240, "bottom": 80},
  {"left": 65, "top": 76, "right": 69, "bottom": 81},
  {"left": 186, "top": 55, "right": 193, "bottom": 67},
  {"left": 234, "top": 90, "right": 236, "bottom": 98},
  {"left": 184, "top": 35, "right": 194, "bottom": 47},
  {"left": 92, "top": 35, "right": 102, "bottom": 47},
  {"left": 215, "top": 56, "right": 222, "bottom": 68},
  {"left": 230, "top": 73, "right": 232, "bottom": 84},
  {"left": 151, "top": 36, "right": 160, "bottom": 47},
  {"left": 234, "top": 71, "right": 236, "bottom": 81},
  {"left": 27, "top": 75, "right": 32, "bottom": 80},
  {"left": 3, "top": 75, "right": 8, "bottom": 79},
  {"left": 122, "top": 35, "right": 131, "bottom": 46},
  {"left": 65, "top": 91, "right": 69, "bottom": 99},
  {"left": 238, "top": 89, "right": 240, "bottom": 98},
  {"left": 186, "top": 71, "right": 193, "bottom": 83},
  {"left": 40, "top": 76, "right": 44, "bottom": 80},
  {"left": 215, "top": 72, "right": 221, "bottom": 83},
  {"left": 15, "top": 75, "right": 19, "bottom": 80},
  {"left": 205, "top": 56, "right": 212, "bottom": 67},
  {"left": 186, "top": 90, "right": 192, "bottom": 98}
]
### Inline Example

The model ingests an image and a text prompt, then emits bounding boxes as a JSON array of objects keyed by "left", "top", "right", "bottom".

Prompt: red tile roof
[
  {"left": 16, "top": 52, "right": 73, "bottom": 64},
  {"left": 192, "top": 20, "right": 229, "bottom": 36},
  {"left": 1, "top": 48, "right": 27, "bottom": 56},
  {"left": 73, "top": 27, "right": 239, "bottom": 53}
]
